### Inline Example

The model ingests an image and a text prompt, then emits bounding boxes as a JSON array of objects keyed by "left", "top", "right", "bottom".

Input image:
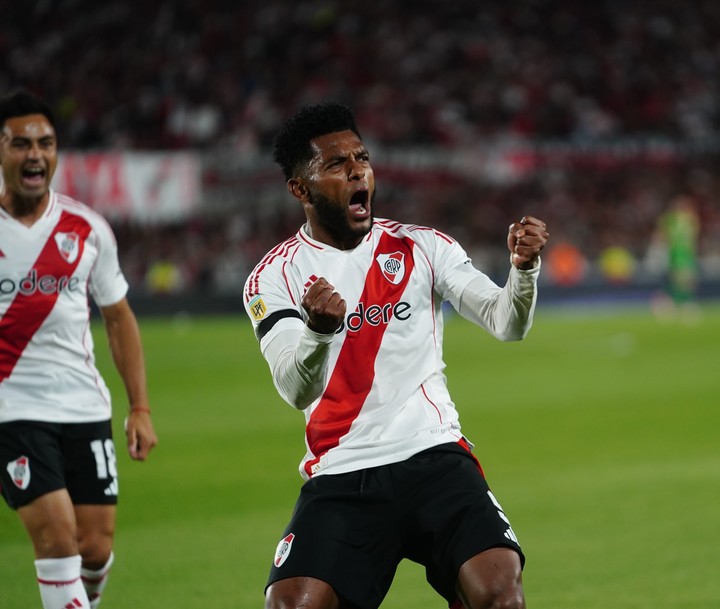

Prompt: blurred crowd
[
  {"left": 111, "top": 159, "right": 720, "bottom": 297},
  {"left": 5, "top": 0, "right": 720, "bottom": 148},
  {"left": 3, "top": 0, "right": 720, "bottom": 297}
]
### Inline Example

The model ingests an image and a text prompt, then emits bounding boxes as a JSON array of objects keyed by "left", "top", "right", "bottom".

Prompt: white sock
[
  {"left": 35, "top": 555, "right": 90, "bottom": 609},
  {"left": 81, "top": 552, "right": 114, "bottom": 608}
]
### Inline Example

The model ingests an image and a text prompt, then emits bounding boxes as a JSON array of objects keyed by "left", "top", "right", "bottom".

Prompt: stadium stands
[{"left": 4, "top": 0, "right": 719, "bottom": 298}]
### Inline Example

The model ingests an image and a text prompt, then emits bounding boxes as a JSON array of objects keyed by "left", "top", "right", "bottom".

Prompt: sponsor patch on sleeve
[{"left": 248, "top": 296, "right": 267, "bottom": 321}]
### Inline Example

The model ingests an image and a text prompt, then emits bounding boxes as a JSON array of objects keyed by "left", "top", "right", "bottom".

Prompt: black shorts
[
  {"left": 0, "top": 420, "right": 118, "bottom": 509},
  {"left": 266, "top": 442, "right": 524, "bottom": 609}
]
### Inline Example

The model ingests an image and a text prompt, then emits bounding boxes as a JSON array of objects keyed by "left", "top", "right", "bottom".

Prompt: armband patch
[{"left": 248, "top": 296, "right": 267, "bottom": 321}]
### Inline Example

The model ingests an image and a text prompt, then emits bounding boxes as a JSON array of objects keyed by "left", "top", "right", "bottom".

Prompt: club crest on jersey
[
  {"left": 248, "top": 295, "right": 267, "bottom": 321},
  {"left": 274, "top": 533, "right": 295, "bottom": 567},
  {"left": 7, "top": 456, "right": 31, "bottom": 490},
  {"left": 376, "top": 252, "right": 405, "bottom": 285},
  {"left": 54, "top": 232, "right": 81, "bottom": 263}
]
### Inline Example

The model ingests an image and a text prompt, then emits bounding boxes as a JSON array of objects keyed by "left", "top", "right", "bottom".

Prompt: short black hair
[
  {"left": 0, "top": 89, "right": 56, "bottom": 131},
  {"left": 272, "top": 101, "right": 361, "bottom": 180}
]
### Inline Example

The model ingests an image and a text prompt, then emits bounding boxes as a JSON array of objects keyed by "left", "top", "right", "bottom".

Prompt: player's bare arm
[
  {"left": 507, "top": 216, "right": 549, "bottom": 270},
  {"left": 100, "top": 299, "right": 158, "bottom": 460},
  {"left": 302, "top": 277, "right": 346, "bottom": 334}
]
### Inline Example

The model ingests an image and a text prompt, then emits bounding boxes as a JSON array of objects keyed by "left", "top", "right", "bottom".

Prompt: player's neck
[
  {"left": 303, "top": 221, "right": 367, "bottom": 251},
  {"left": 0, "top": 191, "right": 50, "bottom": 226}
]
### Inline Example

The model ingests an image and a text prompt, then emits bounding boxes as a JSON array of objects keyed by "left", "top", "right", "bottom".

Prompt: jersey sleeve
[
  {"left": 243, "top": 257, "right": 333, "bottom": 410},
  {"left": 419, "top": 227, "right": 540, "bottom": 341},
  {"left": 420, "top": 228, "right": 488, "bottom": 308},
  {"left": 243, "top": 257, "right": 304, "bottom": 346},
  {"left": 457, "top": 264, "right": 539, "bottom": 340},
  {"left": 88, "top": 214, "right": 129, "bottom": 307}
]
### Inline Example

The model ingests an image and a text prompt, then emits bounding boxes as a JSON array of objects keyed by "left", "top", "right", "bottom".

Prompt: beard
[{"left": 308, "top": 187, "right": 376, "bottom": 243}]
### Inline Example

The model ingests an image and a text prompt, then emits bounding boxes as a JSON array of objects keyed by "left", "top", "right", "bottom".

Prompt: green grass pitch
[{"left": 1, "top": 302, "right": 718, "bottom": 608}]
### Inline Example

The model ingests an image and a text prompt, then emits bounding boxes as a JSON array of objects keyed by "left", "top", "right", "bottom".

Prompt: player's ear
[{"left": 288, "top": 178, "right": 309, "bottom": 203}]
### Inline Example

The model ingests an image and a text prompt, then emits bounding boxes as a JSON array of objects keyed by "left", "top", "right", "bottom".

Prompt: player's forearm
[
  {"left": 458, "top": 262, "right": 540, "bottom": 341},
  {"left": 101, "top": 300, "right": 150, "bottom": 410},
  {"left": 263, "top": 324, "right": 334, "bottom": 410}
]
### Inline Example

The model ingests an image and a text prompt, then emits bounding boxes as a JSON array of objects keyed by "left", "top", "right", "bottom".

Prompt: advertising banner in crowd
[{"left": 53, "top": 152, "right": 201, "bottom": 222}]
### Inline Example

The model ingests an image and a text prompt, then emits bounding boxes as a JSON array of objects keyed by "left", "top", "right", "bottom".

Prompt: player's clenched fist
[
  {"left": 507, "top": 216, "right": 549, "bottom": 270},
  {"left": 302, "top": 277, "right": 347, "bottom": 334}
]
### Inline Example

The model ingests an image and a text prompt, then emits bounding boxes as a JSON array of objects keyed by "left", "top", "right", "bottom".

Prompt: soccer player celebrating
[
  {"left": 244, "top": 102, "right": 549, "bottom": 609},
  {"left": 0, "top": 89, "right": 157, "bottom": 609}
]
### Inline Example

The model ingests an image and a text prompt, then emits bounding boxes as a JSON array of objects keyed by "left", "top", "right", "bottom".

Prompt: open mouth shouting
[
  {"left": 21, "top": 164, "right": 47, "bottom": 190},
  {"left": 349, "top": 188, "right": 371, "bottom": 221}
]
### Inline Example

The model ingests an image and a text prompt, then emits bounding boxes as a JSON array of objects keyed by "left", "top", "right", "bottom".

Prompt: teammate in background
[
  {"left": 652, "top": 194, "right": 701, "bottom": 320},
  {"left": 0, "top": 89, "right": 157, "bottom": 609},
  {"left": 243, "top": 102, "right": 549, "bottom": 609}
]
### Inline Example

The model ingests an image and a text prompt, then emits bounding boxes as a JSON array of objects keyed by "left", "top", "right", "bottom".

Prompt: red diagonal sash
[
  {"left": 0, "top": 211, "right": 92, "bottom": 382},
  {"left": 304, "top": 232, "right": 415, "bottom": 476}
]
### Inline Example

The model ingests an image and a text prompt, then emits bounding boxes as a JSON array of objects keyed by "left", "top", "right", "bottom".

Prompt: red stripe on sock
[{"left": 37, "top": 576, "right": 81, "bottom": 586}]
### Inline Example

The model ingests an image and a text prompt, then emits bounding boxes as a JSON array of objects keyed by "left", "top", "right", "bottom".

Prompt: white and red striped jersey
[
  {"left": 0, "top": 190, "right": 128, "bottom": 424},
  {"left": 244, "top": 218, "right": 539, "bottom": 480}
]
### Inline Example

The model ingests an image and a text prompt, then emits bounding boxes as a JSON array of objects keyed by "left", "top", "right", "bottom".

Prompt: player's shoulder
[
  {"left": 251, "top": 232, "right": 306, "bottom": 271},
  {"left": 244, "top": 232, "right": 305, "bottom": 297},
  {"left": 54, "top": 191, "right": 93, "bottom": 216},
  {"left": 374, "top": 218, "right": 458, "bottom": 246},
  {"left": 53, "top": 191, "right": 113, "bottom": 230}
]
